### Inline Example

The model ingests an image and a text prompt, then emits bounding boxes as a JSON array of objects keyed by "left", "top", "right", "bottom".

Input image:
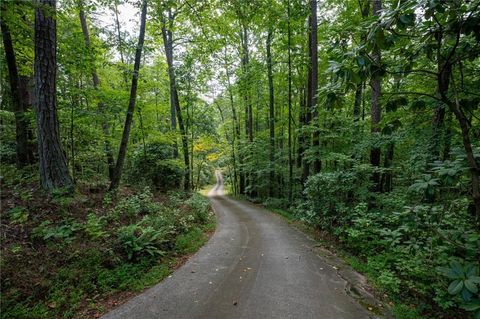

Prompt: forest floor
[
  {"left": 101, "top": 172, "right": 382, "bottom": 319},
  {"left": 0, "top": 167, "right": 215, "bottom": 319}
]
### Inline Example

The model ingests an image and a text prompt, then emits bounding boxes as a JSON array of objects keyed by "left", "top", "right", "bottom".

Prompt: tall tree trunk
[
  {"left": 34, "top": 0, "right": 73, "bottom": 190},
  {"left": 353, "top": 83, "right": 362, "bottom": 121},
  {"left": 1, "top": 5, "right": 32, "bottom": 168},
  {"left": 241, "top": 25, "right": 253, "bottom": 145},
  {"left": 224, "top": 47, "right": 240, "bottom": 195},
  {"left": 287, "top": 0, "right": 293, "bottom": 201},
  {"left": 438, "top": 61, "right": 480, "bottom": 219},
  {"left": 302, "top": 14, "right": 313, "bottom": 183},
  {"left": 442, "top": 110, "right": 452, "bottom": 160},
  {"left": 109, "top": 0, "right": 147, "bottom": 190},
  {"left": 240, "top": 24, "right": 252, "bottom": 195},
  {"left": 354, "top": 1, "right": 369, "bottom": 123},
  {"left": 310, "top": 0, "right": 320, "bottom": 174},
  {"left": 162, "top": 10, "right": 190, "bottom": 190},
  {"left": 381, "top": 142, "right": 394, "bottom": 192},
  {"left": 267, "top": 29, "right": 275, "bottom": 197},
  {"left": 113, "top": 0, "right": 129, "bottom": 87},
  {"left": 369, "top": 0, "right": 382, "bottom": 193},
  {"left": 78, "top": 2, "right": 116, "bottom": 181},
  {"left": 161, "top": 15, "right": 179, "bottom": 159},
  {"left": 297, "top": 85, "right": 306, "bottom": 168}
]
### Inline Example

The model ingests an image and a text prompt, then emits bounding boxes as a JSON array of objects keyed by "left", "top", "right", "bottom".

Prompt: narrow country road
[{"left": 102, "top": 171, "right": 374, "bottom": 319}]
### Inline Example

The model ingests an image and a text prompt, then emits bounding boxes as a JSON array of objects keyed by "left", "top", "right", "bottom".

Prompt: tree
[
  {"left": 369, "top": 0, "right": 382, "bottom": 192},
  {"left": 266, "top": 28, "right": 275, "bottom": 197},
  {"left": 77, "top": 0, "right": 116, "bottom": 181},
  {"left": 34, "top": 0, "right": 73, "bottom": 190},
  {"left": 1, "top": 2, "right": 33, "bottom": 168},
  {"left": 161, "top": 7, "right": 190, "bottom": 190},
  {"left": 309, "top": 0, "right": 320, "bottom": 174},
  {"left": 110, "top": 0, "right": 148, "bottom": 190},
  {"left": 286, "top": 0, "right": 293, "bottom": 201}
]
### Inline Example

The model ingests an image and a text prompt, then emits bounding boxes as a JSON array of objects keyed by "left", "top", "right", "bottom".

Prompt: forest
[{"left": 1, "top": 0, "right": 479, "bottom": 318}]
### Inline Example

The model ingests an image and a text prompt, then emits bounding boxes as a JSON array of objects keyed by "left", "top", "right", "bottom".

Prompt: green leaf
[
  {"left": 465, "top": 264, "right": 479, "bottom": 277},
  {"left": 399, "top": 13, "right": 415, "bottom": 27},
  {"left": 469, "top": 276, "right": 480, "bottom": 284},
  {"left": 356, "top": 56, "right": 367, "bottom": 67},
  {"left": 448, "top": 280, "right": 463, "bottom": 294},
  {"left": 451, "top": 261, "right": 465, "bottom": 278},
  {"left": 374, "top": 29, "right": 386, "bottom": 49},
  {"left": 462, "top": 288, "right": 473, "bottom": 301},
  {"left": 462, "top": 300, "right": 480, "bottom": 311},
  {"left": 410, "top": 99, "right": 426, "bottom": 110},
  {"left": 465, "top": 279, "right": 478, "bottom": 293}
]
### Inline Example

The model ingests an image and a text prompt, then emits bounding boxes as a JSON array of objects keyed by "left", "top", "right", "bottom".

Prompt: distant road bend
[{"left": 103, "top": 171, "right": 373, "bottom": 319}]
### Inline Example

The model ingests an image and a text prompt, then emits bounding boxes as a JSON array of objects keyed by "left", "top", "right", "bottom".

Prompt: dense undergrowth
[
  {"left": 258, "top": 151, "right": 480, "bottom": 319},
  {"left": 0, "top": 165, "right": 215, "bottom": 319}
]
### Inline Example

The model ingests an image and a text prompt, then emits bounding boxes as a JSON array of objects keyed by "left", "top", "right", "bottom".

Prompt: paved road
[{"left": 102, "top": 171, "right": 373, "bottom": 319}]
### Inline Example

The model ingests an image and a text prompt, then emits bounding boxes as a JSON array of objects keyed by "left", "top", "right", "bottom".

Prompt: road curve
[{"left": 102, "top": 171, "right": 374, "bottom": 319}]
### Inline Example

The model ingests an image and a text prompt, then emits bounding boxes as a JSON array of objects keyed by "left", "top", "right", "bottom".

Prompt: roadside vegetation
[
  {"left": 0, "top": 166, "right": 214, "bottom": 319},
  {"left": 1, "top": 0, "right": 479, "bottom": 318}
]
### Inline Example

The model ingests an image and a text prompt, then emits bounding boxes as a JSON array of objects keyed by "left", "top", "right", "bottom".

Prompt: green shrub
[
  {"left": 185, "top": 193, "right": 210, "bottom": 223},
  {"left": 85, "top": 213, "right": 107, "bottom": 239},
  {"left": 300, "top": 164, "right": 371, "bottom": 230},
  {"left": 125, "top": 140, "right": 184, "bottom": 189},
  {"left": 175, "top": 227, "right": 205, "bottom": 254},
  {"left": 263, "top": 197, "right": 291, "bottom": 210},
  {"left": 117, "top": 224, "right": 167, "bottom": 260},
  {"left": 112, "top": 187, "right": 160, "bottom": 219},
  {"left": 439, "top": 260, "right": 480, "bottom": 318},
  {"left": 32, "top": 220, "right": 82, "bottom": 243},
  {"left": 8, "top": 206, "right": 29, "bottom": 225}
]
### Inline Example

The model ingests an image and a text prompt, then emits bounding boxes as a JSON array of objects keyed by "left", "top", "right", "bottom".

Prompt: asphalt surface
[{"left": 102, "top": 171, "right": 373, "bottom": 319}]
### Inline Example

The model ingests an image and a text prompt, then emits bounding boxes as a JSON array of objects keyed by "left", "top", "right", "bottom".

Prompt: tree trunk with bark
[
  {"left": 438, "top": 60, "right": 480, "bottom": 219},
  {"left": 369, "top": 0, "right": 382, "bottom": 193},
  {"left": 310, "top": 0, "right": 320, "bottom": 174},
  {"left": 224, "top": 47, "right": 240, "bottom": 195},
  {"left": 240, "top": 23, "right": 252, "bottom": 195},
  {"left": 353, "top": 83, "right": 362, "bottom": 121},
  {"left": 1, "top": 5, "right": 33, "bottom": 167},
  {"left": 34, "top": 0, "right": 73, "bottom": 190},
  {"left": 161, "top": 9, "right": 190, "bottom": 190},
  {"left": 109, "top": 0, "right": 147, "bottom": 190},
  {"left": 287, "top": 0, "right": 293, "bottom": 201},
  {"left": 267, "top": 29, "right": 275, "bottom": 197},
  {"left": 78, "top": 1, "right": 115, "bottom": 181}
]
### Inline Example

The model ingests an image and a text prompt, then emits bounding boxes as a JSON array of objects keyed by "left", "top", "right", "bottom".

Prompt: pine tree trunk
[
  {"left": 34, "top": 0, "right": 73, "bottom": 190},
  {"left": 109, "top": 0, "right": 147, "bottom": 190}
]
